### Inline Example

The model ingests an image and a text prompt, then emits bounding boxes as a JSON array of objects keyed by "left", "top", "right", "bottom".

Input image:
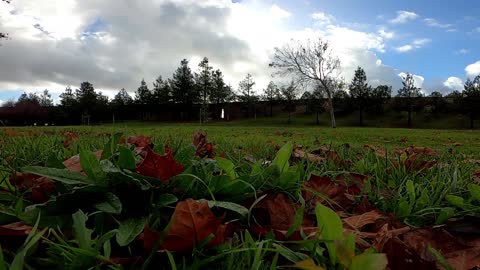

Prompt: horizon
[{"left": 1, "top": 0, "right": 479, "bottom": 105}]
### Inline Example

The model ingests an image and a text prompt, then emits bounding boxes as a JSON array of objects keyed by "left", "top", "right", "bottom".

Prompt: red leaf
[
  {"left": 251, "top": 193, "right": 315, "bottom": 240},
  {"left": 142, "top": 199, "right": 225, "bottom": 252},
  {"left": 136, "top": 147, "right": 184, "bottom": 182},
  {"left": 9, "top": 173, "right": 56, "bottom": 203},
  {"left": 127, "top": 135, "right": 152, "bottom": 148},
  {"left": 0, "top": 222, "right": 32, "bottom": 236},
  {"left": 193, "top": 132, "right": 215, "bottom": 158}
]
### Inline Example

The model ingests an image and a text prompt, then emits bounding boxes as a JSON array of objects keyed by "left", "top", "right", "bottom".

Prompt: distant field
[
  {"left": 1, "top": 123, "right": 480, "bottom": 162},
  {"left": 1, "top": 122, "right": 480, "bottom": 269}
]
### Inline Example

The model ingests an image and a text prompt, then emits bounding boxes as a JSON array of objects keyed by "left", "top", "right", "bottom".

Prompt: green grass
[{"left": 0, "top": 123, "right": 479, "bottom": 269}]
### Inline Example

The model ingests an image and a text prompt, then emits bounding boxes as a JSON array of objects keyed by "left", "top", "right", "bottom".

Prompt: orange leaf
[
  {"left": 136, "top": 147, "right": 184, "bottom": 182},
  {"left": 63, "top": 150, "right": 103, "bottom": 173},
  {"left": 127, "top": 135, "right": 152, "bottom": 148},
  {"left": 0, "top": 222, "right": 32, "bottom": 236},
  {"left": 343, "top": 210, "right": 384, "bottom": 230},
  {"left": 143, "top": 199, "right": 225, "bottom": 252}
]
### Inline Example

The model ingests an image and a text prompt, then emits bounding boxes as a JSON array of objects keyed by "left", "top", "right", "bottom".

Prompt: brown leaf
[
  {"left": 400, "top": 228, "right": 480, "bottom": 270},
  {"left": 127, "top": 135, "right": 152, "bottom": 148},
  {"left": 62, "top": 131, "right": 79, "bottom": 149},
  {"left": 343, "top": 210, "right": 385, "bottom": 231},
  {"left": 142, "top": 199, "right": 225, "bottom": 252},
  {"left": 363, "top": 144, "right": 386, "bottom": 158},
  {"left": 193, "top": 132, "right": 214, "bottom": 158},
  {"left": 136, "top": 147, "right": 184, "bottom": 182},
  {"left": 0, "top": 222, "right": 32, "bottom": 236},
  {"left": 63, "top": 150, "right": 103, "bottom": 173},
  {"left": 9, "top": 173, "right": 56, "bottom": 203},
  {"left": 251, "top": 193, "right": 316, "bottom": 240},
  {"left": 302, "top": 175, "right": 355, "bottom": 211}
]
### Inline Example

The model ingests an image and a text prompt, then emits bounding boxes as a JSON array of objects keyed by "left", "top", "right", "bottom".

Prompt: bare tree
[
  {"left": 1, "top": 0, "right": 11, "bottom": 40},
  {"left": 270, "top": 38, "right": 341, "bottom": 128}
]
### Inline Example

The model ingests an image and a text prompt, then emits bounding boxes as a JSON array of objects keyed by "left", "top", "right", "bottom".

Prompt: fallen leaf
[
  {"left": 9, "top": 173, "right": 56, "bottom": 203},
  {"left": 62, "top": 131, "right": 79, "bottom": 149},
  {"left": 63, "top": 150, "right": 103, "bottom": 173},
  {"left": 193, "top": 132, "right": 214, "bottom": 158},
  {"left": 0, "top": 222, "right": 33, "bottom": 236},
  {"left": 302, "top": 175, "right": 356, "bottom": 211},
  {"left": 292, "top": 259, "right": 325, "bottom": 270},
  {"left": 363, "top": 145, "right": 386, "bottom": 158},
  {"left": 136, "top": 147, "right": 184, "bottom": 182},
  {"left": 127, "top": 135, "right": 152, "bottom": 148},
  {"left": 343, "top": 210, "right": 384, "bottom": 231},
  {"left": 251, "top": 193, "right": 316, "bottom": 240},
  {"left": 143, "top": 199, "right": 225, "bottom": 252}
]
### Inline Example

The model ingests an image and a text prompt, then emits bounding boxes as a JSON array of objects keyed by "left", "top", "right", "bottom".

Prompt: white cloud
[
  {"left": 395, "top": 45, "right": 414, "bottom": 53},
  {"left": 466, "top": 61, "right": 480, "bottom": 78},
  {"left": 398, "top": 72, "right": 424, "bottom": 88},
  {"left": 395, "top": 38, "right": 430, "bottom": 53},
  {"left": 412, "top": 38, "right": 430, "bottom": 46},
  {"left": 0, "top": 99, "right": 3, "bottom": 106},
  {"left": 443, "top": 76, "right": 463, "bottom": 90},
  {"left": 378, "top": 28, "right": 394, "bottom": 39},
  {"left": 311, "top": 12, "right": 334, "bottom": 25},
  {"left": 455, "top": 48, "right": 469, "bottom": 55},
  {"left": 0, "top": 0, "right": 415, "bottom": 96},
  {"left": 423, "top": 18, "right": 453, "bottom": 29},
  {"left": 270, "top": 4, "right": 291, "bottom": 19},
  {"left": 389, "top": 10, "right": 419, "bottom": 24}
]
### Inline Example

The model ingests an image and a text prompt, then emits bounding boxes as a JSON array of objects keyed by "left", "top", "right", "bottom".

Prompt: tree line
[{"left": 1, "top": 37, "right": 480, "bottom": 128}]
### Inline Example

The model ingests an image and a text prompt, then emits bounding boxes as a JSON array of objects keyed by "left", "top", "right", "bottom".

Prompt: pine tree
[
  {"left": 152, "top": 76, "right": 171, "bottom": 104},
  {"left": 112, "top": 88, "right": 133, "bottom": 106},
  {"left": 397, "top": 73, "right": 422, "bottom": 127},
  {"left": 170, "top": 59, "right": 197, "bottom": 105},
  {"left": 349, "top": 67, "right": 371, "bottom": 125},
  {"left": 60, "top": 87, "right": 77, "bottom": 107},
  {"left": 39, "top": 89, "right": 53, "bottom": 107},
  {"left": 238, "top": 73, "right": 257, "bottom": 118},
  {"left": 135, "top": 79, "right": 151, "bottom": 105},
  {"left": 462, "top": 75, "right": 480, "bottom": 128},
  {"left": 263, "top": 81, "right": 281, "bottom": 117},
  {"left": 195, "top": 57, "right": 213, "bottom": 123}
]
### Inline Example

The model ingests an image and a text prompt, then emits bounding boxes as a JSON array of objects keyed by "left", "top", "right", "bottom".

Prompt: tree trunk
[
  {"left": 470, "top": 112, "right": 474, "bottom": 129},
  {"left": 359, "top": 108, "right": 363, "bottom": 126},
  {"left": 326, "top": 94, "right": 336, "bottom": 128},
  {"left": 270, "top": 102, "right": 273, "bottom": 117},
  {"left": 408, "top": 108, "right": 412, "bottom": 127},
  {"left": 316, "top": 112, "right": 320, "bottom": 125},
  {"left": 288, "top": 111, "right": 291, "bottom": 124}
]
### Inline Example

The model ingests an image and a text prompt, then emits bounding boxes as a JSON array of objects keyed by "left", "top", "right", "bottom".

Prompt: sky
[{"left": 0, "top": 0, "right": 479, "bottom": 105}]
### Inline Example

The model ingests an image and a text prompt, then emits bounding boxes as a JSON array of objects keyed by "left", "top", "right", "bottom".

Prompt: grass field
[{"left": 0, "top": 123, "right": 479, "bottom": 269}]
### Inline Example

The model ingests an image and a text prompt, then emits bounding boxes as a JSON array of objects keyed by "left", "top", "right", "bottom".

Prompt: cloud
[
  {"left": 465, "top": 61, "right": 480, "bottom": 78},
  {"left": 270, "top": 4, "right": 291, "bottom": 19},
  {"left": 443, "top": 76, "right": 463, "bottom": 90},
  {"left": 0, "top": 0, "right": 418, "bottom": 98},
  {"left": 311, "top": 12, "right": 334, "bottom": 25},
  {"left": 423, "top": 18, "right": 453, "bottom": 29},
  {"left": 455, "top": 48, "right": 469, "bottom": 55},
  {"left": 378, "top": 28, "right": 394, "bottom": 39},
  {"left": 395, "top": 45, "right": 414, "bottom": 53},
  {"left": 395, "top": 38, "right": 430, "bottom": 53},
  {"left": 398, "top": 72, "right": 424, "bottom": 88},
  {"left": 389, "top": 10, "right": 419, "bottom": 24}
]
